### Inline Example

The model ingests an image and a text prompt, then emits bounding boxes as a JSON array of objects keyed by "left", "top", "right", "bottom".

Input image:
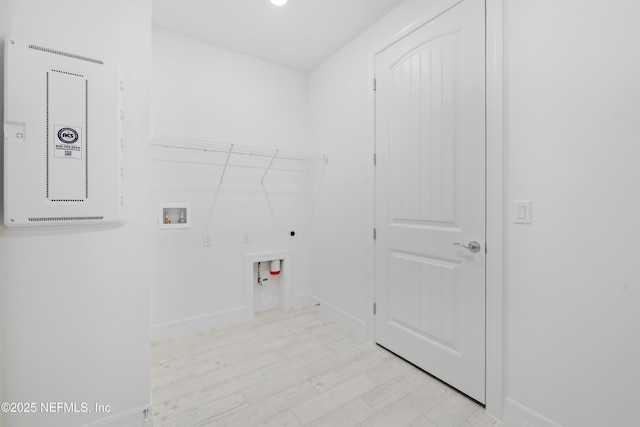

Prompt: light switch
[
  {"left": 517, "top": 205, "right": 527, "bottom": 220},
  {"left": 514, "top": 200, "right": 532, "bottom": 224}
]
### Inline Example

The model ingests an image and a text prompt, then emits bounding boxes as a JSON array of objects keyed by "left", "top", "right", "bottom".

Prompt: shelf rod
[
  {"left": 151, "top": 141, "right": 228, "bottom": 154},
  {"left": 219, "top": 144, "right": 234, "bottom": 185},
  {"left": 151, "top": 140, "right": 318, "bottom": 162},
  {"left": 261, "top": 149, "right": 280, "bottom": 184}
]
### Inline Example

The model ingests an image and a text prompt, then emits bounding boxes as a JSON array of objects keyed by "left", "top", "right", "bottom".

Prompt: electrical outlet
[{"left": 203, "top": 233, "right": 212, "bottom": 246}]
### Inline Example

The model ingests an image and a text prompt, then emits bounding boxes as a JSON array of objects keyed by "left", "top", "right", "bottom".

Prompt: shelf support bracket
[
  {"left": 219, "top": 144, "right": 234, "bottom": 185},
  {"left": 261, "top": 149, "right": 279, "bottom": 184}
]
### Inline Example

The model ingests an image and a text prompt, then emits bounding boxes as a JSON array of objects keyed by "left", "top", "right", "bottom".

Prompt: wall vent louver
[
  {"left": 28, "top": 44, "right": 104, "bottom": 65},
  {"left": 28, "top": 216, "right": 104, "bottom": 223},
  {"left": 51, "top": 69, "right": 84, "bottom": 78},
  {"left": 46, "top": 71, "right": 50, "bottom": 199}
]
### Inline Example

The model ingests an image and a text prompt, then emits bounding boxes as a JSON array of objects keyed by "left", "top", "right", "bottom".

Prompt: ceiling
[{"left": 152, "top": 0, "right": 406, "bottom": 72}]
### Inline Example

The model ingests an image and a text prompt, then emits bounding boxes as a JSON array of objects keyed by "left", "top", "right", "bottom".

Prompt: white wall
[
  {"left": 308, "top": 0, "right": 640, "bottom": 426},
  {"left": 503, "top": 1, "right": 640, "bottom": 426},
  {"left": 150, "top": 28, "right": 314, "bottom": 336},
  {"left": 0, "top": 1, "right": 152, "bottom": 426}
]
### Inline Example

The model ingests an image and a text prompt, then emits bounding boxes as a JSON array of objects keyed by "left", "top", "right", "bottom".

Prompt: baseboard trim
[
  {"left": 150, "top": 307, "right": 246, "bottom": 341},
  {"left": 83, "top": 404, "right": 151, "bottom": 427},
  {"left": 150, "top": 296, "right": 367, "bottom": 341},
  {"left": 503, "top": 398, "right": 563, "bottom": 427},
  {"left": 309, "top": 296, "right": 367, "bottom": 337},
  {"left": 291, "top": 293, "right": 314, "bottom": 308}
]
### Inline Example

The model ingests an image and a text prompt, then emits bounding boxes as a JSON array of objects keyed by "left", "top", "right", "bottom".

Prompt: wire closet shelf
[{"left": 151, "top": 135, "right": 328, "bottom": 184}]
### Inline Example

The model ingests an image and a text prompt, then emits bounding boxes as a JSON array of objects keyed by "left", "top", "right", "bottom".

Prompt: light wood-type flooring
[{"left": 151, "top": 306, "right": 503, "bottom": 426}]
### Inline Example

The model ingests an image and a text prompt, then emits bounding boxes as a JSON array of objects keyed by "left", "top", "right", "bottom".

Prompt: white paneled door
[{"left": 374, "top": 0, "right": 486, "bottom": 403}]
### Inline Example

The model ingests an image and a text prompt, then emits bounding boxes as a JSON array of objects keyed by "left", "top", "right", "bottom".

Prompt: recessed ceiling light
[{"left": 270, "top": 0, "right": 287, "bottom": 6}]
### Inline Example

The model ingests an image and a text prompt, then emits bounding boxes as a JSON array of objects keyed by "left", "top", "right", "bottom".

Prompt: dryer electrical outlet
[{"left": 3, "top": 39, "right": 124, "bottom": 227}]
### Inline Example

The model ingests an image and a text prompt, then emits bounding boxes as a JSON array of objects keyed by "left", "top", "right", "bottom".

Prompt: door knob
[{"left": 453, "top": 241, "right": 482, "bottom": 253}]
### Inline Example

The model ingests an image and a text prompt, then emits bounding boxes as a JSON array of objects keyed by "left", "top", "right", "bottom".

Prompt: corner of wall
[{"left": 310, "top": 296, "right": 367, "bottom": 337}]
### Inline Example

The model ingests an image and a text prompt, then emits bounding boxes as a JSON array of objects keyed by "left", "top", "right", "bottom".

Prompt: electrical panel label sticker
[{"left": 54, "top": 125, "right": 83, "bottom": 159}]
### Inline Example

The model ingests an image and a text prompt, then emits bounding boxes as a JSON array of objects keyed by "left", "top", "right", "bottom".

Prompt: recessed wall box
[
  {"left": 3, "top": 39, "right": 123, "bottom": 227},
  {"left": 158, "top": 204, "right": 190, "bottom": 229}
]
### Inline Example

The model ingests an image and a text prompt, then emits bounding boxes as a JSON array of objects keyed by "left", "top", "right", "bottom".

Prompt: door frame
[{"left": 367, "top": 0, "right": 504, "bottom": 419}]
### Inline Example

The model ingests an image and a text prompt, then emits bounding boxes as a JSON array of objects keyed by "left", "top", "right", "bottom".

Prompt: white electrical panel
[{"left": 3, "top": 39, "right": 123, "bottom": 227}]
